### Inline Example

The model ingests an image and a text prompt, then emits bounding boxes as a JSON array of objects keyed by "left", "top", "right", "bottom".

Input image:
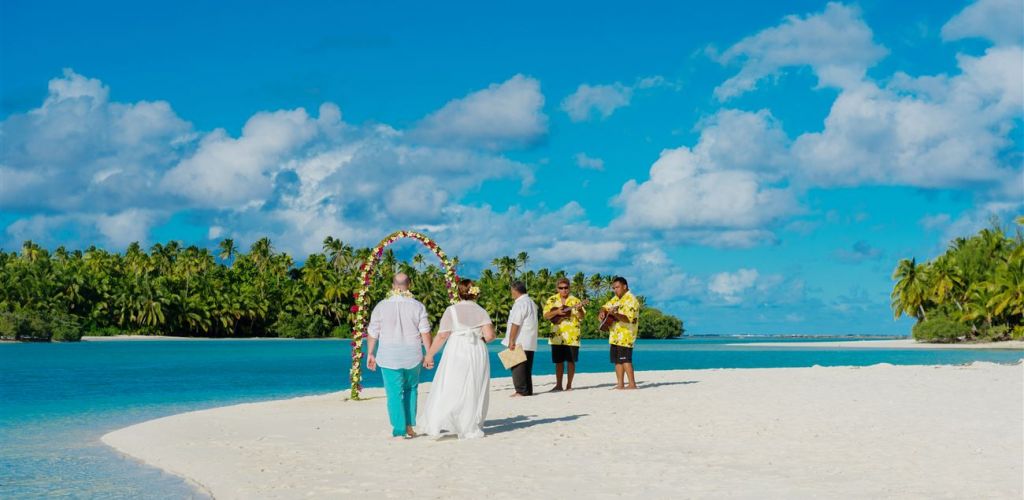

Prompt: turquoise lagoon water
[{"left": 2, "top": 336, "right": 1022, "bottom": 498}]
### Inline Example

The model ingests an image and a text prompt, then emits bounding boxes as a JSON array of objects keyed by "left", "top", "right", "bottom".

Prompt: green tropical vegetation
[
  {"left": 0, "top": 238, "right": 684, "bottom": 341},
  {"left": 891, "top": 217, "right": 1024, "bottom": 343}
]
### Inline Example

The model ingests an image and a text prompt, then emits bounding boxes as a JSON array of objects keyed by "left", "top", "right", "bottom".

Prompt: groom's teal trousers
[{"left": 380, "top": 366, "right": 420, "bottom": 437}]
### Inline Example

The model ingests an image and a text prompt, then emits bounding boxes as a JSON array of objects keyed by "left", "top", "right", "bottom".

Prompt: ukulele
[{"left": 549, "top": 299, "right": 589, "bottom": 325}]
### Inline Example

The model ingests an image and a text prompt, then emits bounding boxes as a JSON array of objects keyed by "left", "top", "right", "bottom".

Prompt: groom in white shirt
[
  {"left": 366, "top": 273, "right": 433, "bottom": 438},
  {"left": 503, "top": 280, "right": 539, "bottom": 397}
]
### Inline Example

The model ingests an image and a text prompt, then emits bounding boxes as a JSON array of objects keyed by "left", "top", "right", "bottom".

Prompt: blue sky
[{"left": 1, "top": 0, "right": 1021, "bottom": 334}]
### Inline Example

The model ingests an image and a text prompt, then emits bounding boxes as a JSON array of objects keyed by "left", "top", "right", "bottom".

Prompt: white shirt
[
  {"left": 502, "top": 294, "right": 539, "bottom": 351},
  {"left": 368, "top": 294, "right": 431, "bottom": 370}
]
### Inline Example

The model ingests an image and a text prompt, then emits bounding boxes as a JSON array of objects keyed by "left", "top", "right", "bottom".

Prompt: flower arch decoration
[{"left": 349, "top": 230, "right": 458, "bottom": 400}]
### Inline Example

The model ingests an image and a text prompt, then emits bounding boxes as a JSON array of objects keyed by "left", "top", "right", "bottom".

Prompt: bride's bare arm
[
  {"left": 423, "top": 331, "right": 450, "bottom": 369},
  {"left": 482, "top": 323, "right": 496, "bottom": 343}
]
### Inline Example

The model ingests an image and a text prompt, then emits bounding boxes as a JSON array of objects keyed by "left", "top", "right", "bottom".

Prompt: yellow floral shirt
[
  {"left": 603, "top": 291, "right": 640, "bottom": 348},
  {"left": 544, "top": 294, "right": 584, "bottom": 346}
]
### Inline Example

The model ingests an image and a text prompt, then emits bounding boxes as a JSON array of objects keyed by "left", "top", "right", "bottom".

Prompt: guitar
[{"left": 598, "top": 304, "right": 619, "bottom": 332}]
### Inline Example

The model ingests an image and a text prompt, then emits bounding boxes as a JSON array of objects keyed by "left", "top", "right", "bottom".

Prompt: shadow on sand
[
  {"left": 541, "top": 380, "right": 700, "bottom": 392},
  {"left": 483, "top": 414, "right": 588, "bottom": 435}
]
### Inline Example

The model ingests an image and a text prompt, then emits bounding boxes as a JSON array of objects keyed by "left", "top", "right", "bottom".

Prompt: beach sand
[
  {"left": 736, "top": 339, "right": 1024, "bottom": 350},
  {"left": 103, "top": 364, "right": 1023, "bottom": 499}
]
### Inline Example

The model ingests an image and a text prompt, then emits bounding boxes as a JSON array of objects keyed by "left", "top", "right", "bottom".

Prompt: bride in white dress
[{"left": 419, "top": 279, "right": 496, "bottom": 439}]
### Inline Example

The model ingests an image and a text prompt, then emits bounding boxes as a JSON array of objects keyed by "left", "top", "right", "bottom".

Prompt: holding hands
[{"left": 423, "top": 355, "right": 435, "bottom": 370}]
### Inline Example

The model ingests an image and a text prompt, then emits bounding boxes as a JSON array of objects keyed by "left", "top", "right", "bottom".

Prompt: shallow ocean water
[{"left": 1, "top": 336, "right": 1021, "bottom": 498}]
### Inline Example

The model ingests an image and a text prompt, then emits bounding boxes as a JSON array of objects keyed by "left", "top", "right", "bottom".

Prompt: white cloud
[
  {"left": 713, "top": 2, "right": 887, "bottom": 100},
  {"left": 0, "top": 69, "right": 193, "bottom": 213},
  {"left": 708, "top": 269, "right": 760, "bottom": 303},
  {"left": 941, "top": 0, "right": 1024, "bottom": 45},
  {"left": 561, "top": 83, "right": 633, "bottom": 122},
  {"left": 95, "top": 209, "right": 160, "bottom": 247},
  {"left": 4, "top": 210, "right": 160, "bottom": 249},
  {"left": 1, "top": 71, "right": 538, "bottom": 253},
  {"left": 612, "top": 109, "right": 797, "bottom": 232},
  {"left": 691, "top": 229, "right": 779, "bottom": 248},
  {"left": 560, "top": 75, "right": 679, "bottom": 122},
  {"left": 691, "top": 109, "right": 789, "bottom": 177},
  {"left": 938, "top": 202, "right": 1024, "bottom": 244},
  {"left": 413, "top": 74, "right": 547, "bottom": 150},
  {"left": 534, "top": 241, "right": 625, "bottom": 264},
  {"left": 574, "top": 152, "right": 605, "bottom": 171},
  {"left": 791, "top": 45, "right": 1023, "bottom": 188},
  {"left": 42, "top": 68, "right": 109, "bottom": 107},
  {"left": 919, "top": 214, "right": 952, "bottom": 231},
  {"left": 623, "top": 246, "right": 704, "bottom": 303},
  {"left": 708, "top": 2, "right": 1022, "bottom": 192},
  {"left": 614, "top": 150, "right": 795, "bottom": 229},
  {"left": 388, "top": 177, "right": 449, "bottom": 218},
  {"left": 161, "top": 108, "right": 321, "bottom": 209},
  {"left": 4, "top": 214, "right": 77, "bottom": 248},
  {"left": 430, "top": 203, "right": 595, "bottom": 267}
]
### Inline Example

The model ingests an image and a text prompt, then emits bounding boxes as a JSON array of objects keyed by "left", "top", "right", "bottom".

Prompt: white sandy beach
[
  {"left": 736, "top": 339, "right": 1024, "bottom": 350},
  {"left": 103, "top": 364, "right": 1023, "bottom": 499}
]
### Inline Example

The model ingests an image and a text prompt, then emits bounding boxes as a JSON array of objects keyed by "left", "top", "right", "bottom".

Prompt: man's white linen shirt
[
  {"left": 502, "top": 294, "right": 539, "bottom": 351},
  {"left": 368, "top": 295, "right": 431, "bottom": 370}
]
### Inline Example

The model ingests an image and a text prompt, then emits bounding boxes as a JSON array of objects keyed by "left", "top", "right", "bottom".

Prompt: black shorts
[
  {"left": 609, "top": 344, "right": 633, "bottom": 364},
  {"left": 551, "top": 345, "right": 579, "bottom": 364}
]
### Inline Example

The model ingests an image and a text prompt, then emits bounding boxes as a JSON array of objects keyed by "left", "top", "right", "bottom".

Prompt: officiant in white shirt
[{"left": 502, "top": 280, "right": 539, "bottom": 397}]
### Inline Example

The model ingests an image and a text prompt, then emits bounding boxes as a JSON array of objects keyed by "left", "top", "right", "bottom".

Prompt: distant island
[
  {"left": 0, "top": 237, "right": 682, "bottom": 342},
  {"left": 891, "top": 217, "right": 1023, "bottom": 343}
]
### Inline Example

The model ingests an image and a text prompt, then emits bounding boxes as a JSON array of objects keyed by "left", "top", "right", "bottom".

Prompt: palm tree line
[
  {"left": 891, "top": 216, "right": 1024, "bottom": 342},
  {"left": 0, "top": 237, "right": 684, "bottom": 341}
]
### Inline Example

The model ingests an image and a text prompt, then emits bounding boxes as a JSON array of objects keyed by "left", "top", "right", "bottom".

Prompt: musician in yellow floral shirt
[
  {"left": 543, "top": 278, "right": 585, "bottom": 391},
  {"left": 599, "top": 276, "right": 640, "bottom": 390}
]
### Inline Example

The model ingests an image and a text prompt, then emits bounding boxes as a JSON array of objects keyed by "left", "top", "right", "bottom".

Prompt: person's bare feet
[
  {"left": 549, "top": 386, "right": 563, "bottom": 392},
  {"left": 564, "top": 386, "right": 573, "bottom": 392},
  {"left": 611, "top": 385, "right": 625, "bottom": 390},
  {"left": 625, "top": 384, "right": 638, "bottom": 390},
  {"left": 405, "top": 426, "right": 417, "bottom": 438},
  {"left": 510, "top": 392, "right": 524, "bottom": 397}
]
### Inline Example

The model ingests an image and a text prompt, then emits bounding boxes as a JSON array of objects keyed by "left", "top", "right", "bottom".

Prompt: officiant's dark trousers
[{"left": 511, "top": 350, "right": 535, "bottom": 395}]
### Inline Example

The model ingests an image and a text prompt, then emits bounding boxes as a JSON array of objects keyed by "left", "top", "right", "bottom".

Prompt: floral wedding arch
[{"left": 348, "top": 230, "right": 458, "bottom": 400}]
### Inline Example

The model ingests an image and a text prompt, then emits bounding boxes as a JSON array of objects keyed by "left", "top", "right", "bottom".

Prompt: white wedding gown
[{"left": 419, "top": 304, "right": 490, "bottom": 439}]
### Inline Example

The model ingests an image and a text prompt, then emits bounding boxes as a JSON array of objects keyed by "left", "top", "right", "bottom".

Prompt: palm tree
[
  {"left": 929, "top": 255, "right": 964, "bottom": 311},
  {"left": 891, "top": 258, "right": 930, "bottom": 321},
  {"left": 571, "top": 271, "right": 587, "bottom": 299},
  {"left": 515, "top": 251, "right": 530, "bottom": 272},
  {"left": 323, "top": 236, "right": 343, "bottom": 270},
  {"left": 0, "top": 234, "right": 691, "bottom": 342},
  {"left": 250, "top": 237, "right": 273, "bottom": 272},
  {"left": 20, "top": 240, "right": 45, "bottom": 263},
  {"left": 492, "top": 256, "right": 519, "bottom": 281},
  {"left": 989, "top": 245, "right": 1024, "bottom": 321},
  {"left": 963, "top": 283, "right": 996, "bottom": 331},
  {"left": 587, "top": 273, "right": 605, "bottom": 297},
  {"left": 218, "top": 238, "right": 237, "bottom": 266}
]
